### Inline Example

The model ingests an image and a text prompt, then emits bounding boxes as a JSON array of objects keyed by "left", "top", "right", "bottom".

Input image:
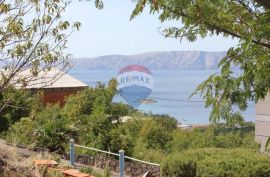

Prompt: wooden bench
[
  {"left": 34, "top": 160, "right": 59, "bottom": 176},
  {"left": 34, "top": 160, "right": 59, "bottom": 168},
  {"left": 34, "top": 160, "right": 93, "bottom": 177},
  {"left": 61, "top": 169, "right": 93, "bottom": 177}
]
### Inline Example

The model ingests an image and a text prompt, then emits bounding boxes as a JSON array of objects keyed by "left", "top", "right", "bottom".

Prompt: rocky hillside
[{"left": 71, "top": 51, "right": 226, "bottom": 70}]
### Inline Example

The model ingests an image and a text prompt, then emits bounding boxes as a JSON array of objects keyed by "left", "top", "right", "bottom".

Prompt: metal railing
[{"left": 69, "top": 139, "right": 160, "bottom": 177}]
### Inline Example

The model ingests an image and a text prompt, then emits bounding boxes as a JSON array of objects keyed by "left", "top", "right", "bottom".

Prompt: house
[
  {"left": 255, "top": 93, "right": 270, "bottom": 152},
  {"left": 13, "top": 68, "right": 88, "bottom": 106}
]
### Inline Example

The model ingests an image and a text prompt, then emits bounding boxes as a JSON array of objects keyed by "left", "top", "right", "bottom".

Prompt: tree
[
  {"left": 0, "top": 0, "right": 82, "bottom": 112},
  {"left": 61, "top": 79, "right": 118, "bottom": 149},
  {"left": 108, "top": 102, "right": 130, "bottom": 123},
  {"left": 0, "top": 87, "right": 41, "bottom": 132},
  {"left": 131, "top": 0, "right": 270, "bottom": 123},
  {"left": 5, "top": 79, "right": 119, "bottom": 152},
  {"left": 33, "top": 104, "right": 77, "bottom": 153},
  {"left": 0, "top": 0, "right": 103, "bottom": 112},
  {"left": 0, "top": 0, "right": 82, "bottom": 88}
]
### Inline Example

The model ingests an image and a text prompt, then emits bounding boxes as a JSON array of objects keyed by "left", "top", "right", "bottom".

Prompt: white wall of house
[{"left": 255, "top": 93, "right": 270, "bottom": 152}]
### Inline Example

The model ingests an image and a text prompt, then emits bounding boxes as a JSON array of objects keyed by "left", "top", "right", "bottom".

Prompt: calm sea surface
[{"left": 69, "top": 70, "right": 255, "bottom": 124}]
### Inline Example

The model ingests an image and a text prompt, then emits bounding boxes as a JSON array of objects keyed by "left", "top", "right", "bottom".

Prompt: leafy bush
[
  {"left": 6, "top": 105, "right": 76, "bottom": 153},
  {"left": 5, "top": 79, "right": 122, "bottom": 153},
  {"left": 169, "top": 123, "right": 258, "bottom": 152},
  {"left": 5, "top": 117, "right": 37, "bottom": 145},
  {"left": 108, "top": 125, "right": 134, "bottom": 155},
  {"left": 80, "top": 166, "right": 111, "bottom": 177},
  {"left": 132, "top": 141, "right": 166, "bottom": 163},
  {"left": 150, "top": 114, "right": 177, "bottom": 131},
  {"left": 139, "top": 119, "right": 173, "bottom": 150},
  {"left": 108, "top": 102, "right": 131, "bottom": 122},
  {"left": 162, "top": 148, "right": 270, "bottom": 177},
  {"left": 0, "top": 88, "right": 42, "bottom": 132},
  {"left": 3, "top": 79, "right": 260, "bottom": 177}
]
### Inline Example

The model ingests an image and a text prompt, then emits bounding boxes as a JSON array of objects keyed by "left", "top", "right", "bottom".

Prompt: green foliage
[
  {"left": 108, "top": 102, "right": 130, "bottom": 122},
  {"left": 0, "top": 0, "right": 81, "bottom": 94},
  {"left": 3, "top": 80, "right": 260, "bottom": 177},
  {"left": 81, "top": 0, "right": 104, "bottom": 9},
  {"left": 34, "top": 105, "right": 77, "bottom": 153},
  {"left": 150, "top": 114, "right": 178, "bottom": 131},
  {"left": 265, "top": 138, "right": 270, "bottom": 152},
  {"left": 6, "top": 79, "right": 125, "bottom": 153},
  {"left": 79, "top": 108, "right": 112, "bottom": 149},
  {"left": 62, "top": 79, "right": 117, "bottom": 122},
  {"left": 6, "top": 86, "right": 257, "bottom": 157},
  {"left": 62, "top": 79, "right": 120, "bottom": 150},
  {"left": 80, "top": 167, "right": 94, "bottom": 175},
  {"left": 79, "top": 166, "right": 111, "bottom": 177},
  {"left": 162, "top": 148, "right": 270, "bottom": 177},
  {"left": 102, "top": 166, "right": 111, "bottom": 177},
  {"left": 46, "top": 169, "right": 63, "bottom": 177},
  {"left": 0, "top": 88, "right": 42, "bottom": 132},
  {"left": 5, "top": 117, "right": 36, "bottom": 145},
  {"left": 139, "top": 119, "right": 173, "bottom": 150},
  {"left": 169, "top": 123, "right": 258, "bottom": 152},
  {"left": 131, "top": 0, "right": 270, "bottom": 123},
  {"left": 108, "top": 125, "right": 134, "bottom": 155},
  {"left": 132, "top": 141, "right": 166, "bottom": 163},
  {"left": 7, "top": 104, "right": 76, "bottom": 153}
]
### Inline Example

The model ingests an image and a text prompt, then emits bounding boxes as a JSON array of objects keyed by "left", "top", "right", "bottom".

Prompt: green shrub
[
  {"left": 5, "top": 80, "right": 119, "bottom": 153},
  {"left": 79, "top": 167, "right": 94, "bottom": 175},
  {"left": 0, "top": 88, "right": 42, "bottom": 133},
  {"left": 5, "top": 117, "right": 36, "bottom": 145},
  {"left": 6, "top": 105, "right": 76, "bottom": 153},
  {"left": 161, "top": 148, "right": 270, "bottom": 177},
  {"left": 150, "top": 114, "right": 178, "bottom": 131},
  {"left": 132, "top": 141, "right": 166, "bottom": 163},
  {"left": 108, "top": 126, "right": 134, "bottom": 155},
  {"left": 32, "top": 105, "right": 77, "bottom": 153},
  {"left": 169, "top": 123, "right": 258, "bottom": 153},
  {"left": 139, "top": 119, "right": 172, "bottom": 150}
]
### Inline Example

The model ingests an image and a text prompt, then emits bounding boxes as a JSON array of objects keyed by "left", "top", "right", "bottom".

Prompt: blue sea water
[{"left": 68, "top": 70, "right": 255, "bottom": 124}]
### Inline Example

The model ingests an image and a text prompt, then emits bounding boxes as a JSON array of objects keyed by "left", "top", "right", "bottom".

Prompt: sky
[{"left": 64, "top": 1, "right": 239, "bottom": 58}]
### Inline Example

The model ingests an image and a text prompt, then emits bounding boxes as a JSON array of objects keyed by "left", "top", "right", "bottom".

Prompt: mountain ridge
[{"left": 71, "top": 51, "right": 227, "bottom": 70}]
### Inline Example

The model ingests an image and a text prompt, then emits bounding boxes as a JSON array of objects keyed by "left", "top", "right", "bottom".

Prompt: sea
[{"left": 69, "top": 70, "right": 255, "bottom": 124}]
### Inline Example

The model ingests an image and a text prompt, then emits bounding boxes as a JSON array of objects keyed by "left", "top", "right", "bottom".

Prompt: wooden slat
[{"left": 62, "top": 169, "right": 93, "bottom": 177}]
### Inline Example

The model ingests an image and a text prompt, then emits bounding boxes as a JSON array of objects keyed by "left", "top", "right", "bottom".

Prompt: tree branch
[{"left": 163, "top": 4, "right": 270, "bottom": 49}]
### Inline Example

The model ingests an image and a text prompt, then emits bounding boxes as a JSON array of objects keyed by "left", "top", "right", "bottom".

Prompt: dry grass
[
  {"left": 0, "top": 142, "right": 105, "bottom": 177},
  {"left": 0, "top": 141, "right": 20, "bottom": 162},
  {"left": 0, "top": 143, "right": 33, "bottom": 176},
  {"left": 0, "top": 142, "right": 65, "bottom": 177}
]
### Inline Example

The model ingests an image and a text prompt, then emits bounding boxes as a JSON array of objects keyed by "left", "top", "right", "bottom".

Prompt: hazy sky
[{"left": 64, "top": 1, "right": 239, "bottom": 58}]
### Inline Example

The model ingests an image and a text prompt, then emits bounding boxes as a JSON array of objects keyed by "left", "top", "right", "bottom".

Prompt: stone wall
[{"left": 73, "top": 154, "right": 160, "bottom": 177}]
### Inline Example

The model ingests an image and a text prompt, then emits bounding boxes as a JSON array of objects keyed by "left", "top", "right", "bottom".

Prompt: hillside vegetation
[{"left": 1, "top": 79, "right": 268, "bottom": 176}]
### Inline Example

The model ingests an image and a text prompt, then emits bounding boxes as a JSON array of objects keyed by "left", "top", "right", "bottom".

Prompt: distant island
[
  {"left": 71, "top": 51, "right": 227, "bottom": 70},
  {"left": 139, "top": 98, "right": 157, "bottom": 104}
]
